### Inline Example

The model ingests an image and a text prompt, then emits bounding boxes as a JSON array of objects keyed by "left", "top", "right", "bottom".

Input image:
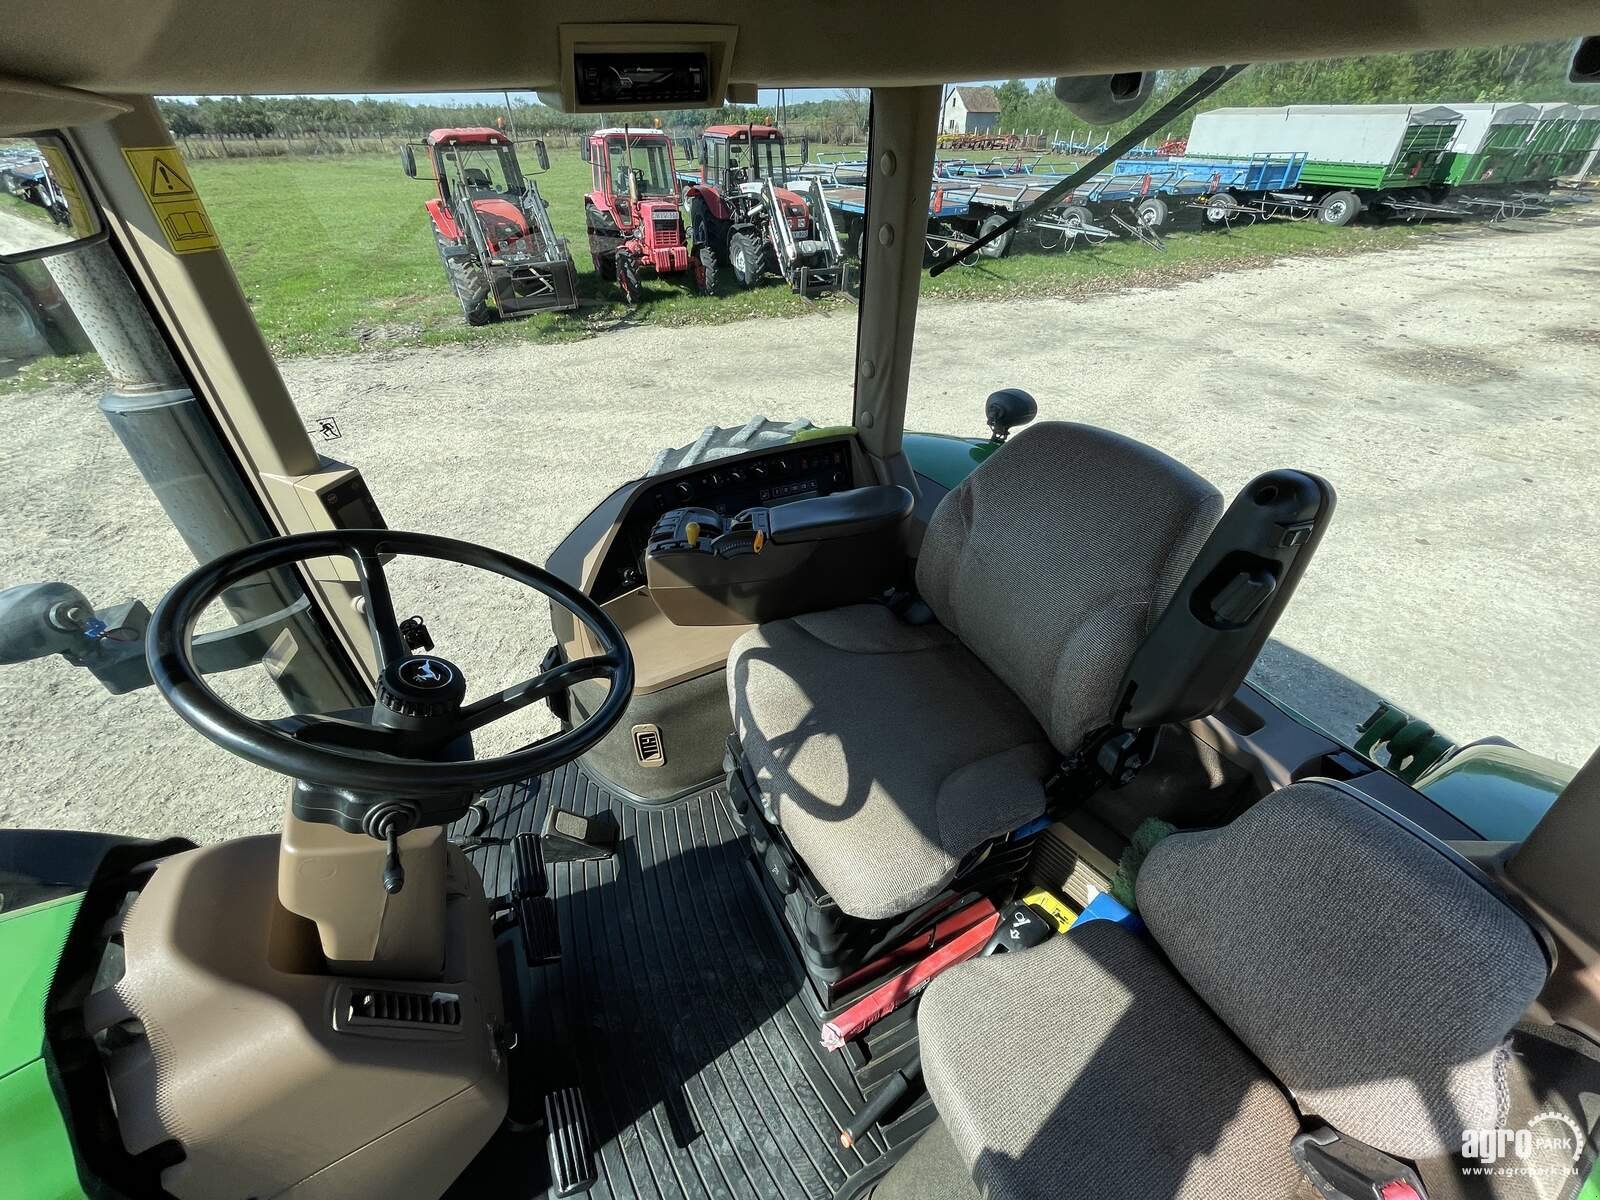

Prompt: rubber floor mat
[{"left": 449, "top": 761, "right": 885, "bottom": 1199}]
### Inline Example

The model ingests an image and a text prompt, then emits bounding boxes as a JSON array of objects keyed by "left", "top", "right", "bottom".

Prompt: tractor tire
[
  {"left": 1061, "top": 204, "right": 1094, "bottom": 229},
  {"left": 0, "top": 276, "right": 53, "bottom": 362},
  {"left": 692, "top": 244, "right": 719, "bottom": 296},
  {"left": 616, "top": 252, "right": 642, "bottom": 307},
  {"left": 1318, "top": 190, "right": 1361, "bottom": 227},
  {"left": 586, "top": 202, "right": 619, "bottom": 280},
  {"left": 728, "top": 230, "right": 765, "bottom": 288},
  {"left": 445, "top": 255, "right": 494, "bottom": 326},
  {"left": 1135, "top": 196, "right": 1168, "bottom": 229},
  {"left": 977, "top": 212, "right": 1013, "bottom": 258}
]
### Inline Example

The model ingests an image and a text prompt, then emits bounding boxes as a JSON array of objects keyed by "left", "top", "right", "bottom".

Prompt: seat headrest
[{"left": 1138, "top": 780, "right": 1549, "bottom": 1161}]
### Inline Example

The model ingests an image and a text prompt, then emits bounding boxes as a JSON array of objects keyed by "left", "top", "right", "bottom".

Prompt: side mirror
[
  {"left": 580, "top": 139, "right": 591, "bottom": 163},
  {"left": 678, "top": 137, "right": 695, "bottom": 162},
  {"left": 985, "top": 388, "right": 1037, "bottom": 443},
  {"left": 399, "top": 143, "right": 417, "bottom": 178},
  {"left": 1571, "top": 36, "right": 1600, "bottom": 83},
  {"left": 0, "top": 135, "right": 104, "bottom": 264},
  {"left": 534, "top": 139, "right": 550, "bottom": 171}
]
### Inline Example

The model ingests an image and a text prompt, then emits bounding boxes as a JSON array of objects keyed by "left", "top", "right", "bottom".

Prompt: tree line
[
  {"left": 157, "top": 42, "right": 1585, "bottom": 152},
  {"left": 989, "top": 41, "right": 1591, "bottom": 142},
  {"left": 156, "top": 94, "right": 870, "bottom": 145}
]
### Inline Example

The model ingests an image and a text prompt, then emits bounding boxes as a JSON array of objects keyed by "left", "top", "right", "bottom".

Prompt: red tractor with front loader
[
  {"left": 681, "top": 124, "right": 849, "bottom": 297},
  {"left": 401, "top": 127, "right": 578, "bottom": 326},
  {"left": 582, "top": 128, "right": 709, "bottom": 305}
]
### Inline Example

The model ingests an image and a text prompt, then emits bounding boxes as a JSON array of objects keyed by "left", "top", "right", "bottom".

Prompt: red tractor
[
  {"left": 401, "top": 128, "right": 578, "bottom": 325},
  {"left": 582, "top": 128, "right": 706, "bottom": 305},
  {"left": 682, "top": 124, "right": 848, "bottom": 297}
]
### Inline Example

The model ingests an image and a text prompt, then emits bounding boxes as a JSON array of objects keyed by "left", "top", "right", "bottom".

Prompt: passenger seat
[{"left": 887, "top": 780, "right": 1552, "bottom": 1200}]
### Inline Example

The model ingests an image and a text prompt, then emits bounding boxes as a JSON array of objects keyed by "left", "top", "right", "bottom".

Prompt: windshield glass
[
  {"left": 605, "top": 135, "right": 674, "bottom": 196},
  {"left": 4, "top": 90, "right": 871, "bottom": 841},
  {"left": 911, "top": 41, "right": 1598, "bottom": 791},
  {"left": 442, "top": 142, "right": 520, "bottom": 194}
]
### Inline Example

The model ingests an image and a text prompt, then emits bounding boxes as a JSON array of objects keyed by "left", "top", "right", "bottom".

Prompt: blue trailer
[{"left": 816, "top": 149, "right": 1309, "bottom": 261}]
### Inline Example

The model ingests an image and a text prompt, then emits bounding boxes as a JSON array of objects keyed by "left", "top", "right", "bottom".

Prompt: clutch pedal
[{"left": 545, "top": 1086, "right": 598, "bottom": 1197}]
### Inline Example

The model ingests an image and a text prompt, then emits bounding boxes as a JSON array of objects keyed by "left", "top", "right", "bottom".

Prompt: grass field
[
  {"left": 1, "top": 145, "right": 1421, "bottom": 388},
  {"left": 183, "top": 148, "right": 1421, "bottom": 357}
]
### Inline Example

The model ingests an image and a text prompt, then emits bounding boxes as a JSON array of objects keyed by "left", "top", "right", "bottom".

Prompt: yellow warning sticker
[{"left": 121, "top": 146, "right": 220, "bottom": 254}]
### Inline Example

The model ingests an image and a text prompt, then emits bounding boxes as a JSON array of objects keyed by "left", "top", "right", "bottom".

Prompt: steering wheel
[{"left": 146, "top": 529, "right": 634, "bottom": 806}]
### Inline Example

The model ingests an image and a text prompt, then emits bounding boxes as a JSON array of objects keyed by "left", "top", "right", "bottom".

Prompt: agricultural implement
[
  {"left": 680, "top": 124, "right": 849, "bottom": 297},
  {"left": 1185, "top": 103, "right": 1465, "bottom": 226},
  {"left": 582, "top": 127, "right": 701, "bottom": 306},
  {"left": 0, "top": 152, "right": 71, "bottom": 226},
  {"left": 401, "top": 128, "right": 577, "bottom": 326}
]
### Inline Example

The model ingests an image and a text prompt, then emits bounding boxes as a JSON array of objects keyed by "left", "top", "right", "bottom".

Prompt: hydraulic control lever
[{"left": 646, "top": 506, "right": 771, "bottom": 560}]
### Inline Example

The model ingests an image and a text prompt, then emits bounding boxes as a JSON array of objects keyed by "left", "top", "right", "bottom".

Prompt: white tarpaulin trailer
[
  {"left": 1186, "top": 104, "right": 1464, "bottom": 180},
  {"left": 1442, "top": 102, "right": 1541, "bottom": 155}
]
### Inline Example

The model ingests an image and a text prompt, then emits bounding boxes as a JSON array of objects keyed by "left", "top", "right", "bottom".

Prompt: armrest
[{"left": 766, "top": 485, "right": 914, "bottom": 545}]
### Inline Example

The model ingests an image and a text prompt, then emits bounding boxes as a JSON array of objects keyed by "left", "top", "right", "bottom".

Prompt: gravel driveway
[{"left": 3, "top": 212, "right": 1597, "bottom": 842}]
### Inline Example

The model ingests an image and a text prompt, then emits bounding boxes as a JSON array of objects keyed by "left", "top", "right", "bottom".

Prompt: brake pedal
[
  {"left": 509, "top": 833, "right": 560, "bottom": 966},
  {"left": 545, "top": 1086, "right": 598, "bottom": 1197},
  {"left": 512, "top": 831, "right": 547, "bottom": 898}
]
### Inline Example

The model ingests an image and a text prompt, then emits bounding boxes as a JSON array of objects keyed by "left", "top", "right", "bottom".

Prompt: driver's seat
[{"left": 727, "top": 422, "right": 1224, "bottom": 923}]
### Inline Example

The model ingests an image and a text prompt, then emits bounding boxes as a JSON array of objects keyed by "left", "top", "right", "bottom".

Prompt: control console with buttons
[
  {"left": 595, "top": 438, "right": 856, "bottom": 603},
  {"left": 643, "top": 484, "right": 916, "bottom": 626}
]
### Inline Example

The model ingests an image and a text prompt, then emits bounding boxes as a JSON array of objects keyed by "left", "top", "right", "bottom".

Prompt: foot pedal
[
  {"left": 517, "top": 894, "right": 560, "bottom": 966},
  {"left": 545, "top": 1086, "right": 597, "bottom": 1197},
  {"left": 512, "top": 831, "right": 547, "bottom": 898},
  {"left": 510, "top": 833, "right": 560, "bottom": 966},
  {"left": 541, "top": 805, "right": 618, "bottom": 864}
]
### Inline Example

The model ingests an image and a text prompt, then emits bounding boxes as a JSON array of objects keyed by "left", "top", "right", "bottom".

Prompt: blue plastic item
[{"left": 1070, "top": 891, "right": 1146, "bottom": 934}]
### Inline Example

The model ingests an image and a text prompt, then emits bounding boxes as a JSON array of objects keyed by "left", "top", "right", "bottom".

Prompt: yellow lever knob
[{"left": 685, "top": 521, "right": 701, "bottom": 548}]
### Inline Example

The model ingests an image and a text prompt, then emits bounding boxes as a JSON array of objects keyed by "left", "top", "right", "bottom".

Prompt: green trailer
[
  {"left": 1555, "top": 104, "right": 1600, "bottom": 179},
  {"left": 1519, "top": 102, "right": 1581, "bottom": 183},
  {"left": 1188, "top": 104, "right": 1463, "bottom": 188},
  {"left": 1185, "top": 103, "right": 1465, "bottom": 224},
  {"left": 1441, "top": 102, "right": 1541, "bottom": 186}
]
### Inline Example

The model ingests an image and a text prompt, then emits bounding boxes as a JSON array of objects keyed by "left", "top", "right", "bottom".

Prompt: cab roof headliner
[{"left": 0, "top": 0, "right": 1593, "bottom": 97}]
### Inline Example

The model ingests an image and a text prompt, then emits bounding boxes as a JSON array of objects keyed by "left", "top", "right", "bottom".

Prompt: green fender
[{"left": 0, "top": 893, "right": 89, "bottom": 1200}]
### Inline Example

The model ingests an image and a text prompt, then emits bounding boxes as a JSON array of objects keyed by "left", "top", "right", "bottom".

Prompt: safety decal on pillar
[{"left": 120, "top": 146, "right": 221, "bottom": 255}]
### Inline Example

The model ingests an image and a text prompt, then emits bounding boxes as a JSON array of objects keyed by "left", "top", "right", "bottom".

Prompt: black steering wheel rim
[{"left": 146, "top": 529, "right": 634, "bottom": 796}]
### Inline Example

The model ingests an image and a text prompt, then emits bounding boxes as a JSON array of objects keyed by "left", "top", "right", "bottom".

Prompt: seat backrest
[
  {"left": 1138, "top": 780, "right": 1550, "bottom": 1162},
  {"left": 915, "top": 421, "right": 1222, "bottom": 755}
]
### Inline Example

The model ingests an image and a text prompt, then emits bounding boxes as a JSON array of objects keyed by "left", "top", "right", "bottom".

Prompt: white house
[{"left": 942, "top": 86, "right": 1001, "bottom": 135}]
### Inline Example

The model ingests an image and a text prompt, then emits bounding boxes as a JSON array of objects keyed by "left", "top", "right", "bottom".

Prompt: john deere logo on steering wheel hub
[{"left": 399, "top": 657, "right": 455, "bottom": 690}]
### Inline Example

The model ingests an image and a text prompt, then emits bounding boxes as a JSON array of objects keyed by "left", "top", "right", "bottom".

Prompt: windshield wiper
[{"left": 929, "top": 63, "right": 1248, "bottom": 275}]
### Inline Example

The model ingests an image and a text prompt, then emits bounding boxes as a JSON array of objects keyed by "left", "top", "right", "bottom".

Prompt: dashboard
[{"left": 593, "top": 437, "right": 855, "bottom": 602}]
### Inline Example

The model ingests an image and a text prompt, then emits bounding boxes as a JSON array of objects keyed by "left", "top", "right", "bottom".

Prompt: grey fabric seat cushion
[
  {"left": 921, "top": 921, "right": 1306, "bottom": 1200},
  {"left": 916, "top": 422, "right": 1222, "bottom": 754},
  {"left": 1139, "top": 781, "right": 1549, "bottom": 1161},
  {"left": 728, "top": 604, "right": 1055, "bottom": 920}
]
